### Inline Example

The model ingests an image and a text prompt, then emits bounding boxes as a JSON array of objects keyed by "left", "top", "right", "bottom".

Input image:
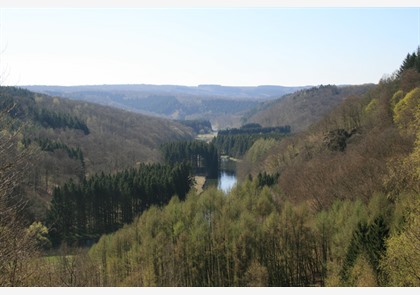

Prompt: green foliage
[
  {"left": 218, "top": 125, "right": 291, "bottom": 136},
  {"left": 213, "top": 127, "right": 288, "bottom": 159},
  {"left": 393, "top": 87, "right": 420, "bottom": 132},
  {"left": 340, "top": 216, "right": 389, "bottom": 286},
  {"left": 256, "top": 172, "right": 279, "bottom": 188},
  {"left": 87, "top": 182, "right": 326, "bottom": 286},
  {"left": 380, "top": 194, "right": 420, "bottom": 286},
  {"left": 397, "top": 47, "right": 420, "bottom": 77},
  {"left": 34, "top": 108, "right": 89, "bottom": 134},
  {"left": 312, "top": 199, "right": 368, "bottom": 286},
  {"left": 364, "top": 98, "right": 379, "bottom": 114},
  {"left": 390, "top": 90, "right": 404, "bottom": 109},
  {"left": 46, "top": 163, "right": 193, "bottom": 247},
  {"left": 4, "top": 48, "right": 420, "bottom": 288},
  {"left": 27, "top": 221, "right": 52, "bottom": 250},
  {"left": 1, "top": 86, "right": 195, "bottom": 220},
  {"left": 244, "top": 138, "right": 277, "bottom": 164},
  {"left": 160, "top": 140, "right": 219, "bottom": 178},
  {"left": 32, "top": 137, "right": 84, "bottom": 163}
]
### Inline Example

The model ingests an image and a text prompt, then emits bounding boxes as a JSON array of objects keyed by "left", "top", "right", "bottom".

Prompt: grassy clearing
[{"left": 194, "top": 176, "right": 206, "bottom": 194}]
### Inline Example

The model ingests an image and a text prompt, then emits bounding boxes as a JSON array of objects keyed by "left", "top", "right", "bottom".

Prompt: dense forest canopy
[
  {"left": 212, "top": 125, "right": 290, "bottom": 158},
  {"left": 85, "top": 49, "right": 419, "bottom": 287},
  {"left": 0, "top": 49, "right": 419, "bottom": 287},
  {"left": 46, "top": 163, "right": 193, "bottom": 247},
  {"left": 0, "top": 87, "right": 194, "bottom": 220},
  {"left": 160, "top": 141, "right": 219, "bottom": 178}
]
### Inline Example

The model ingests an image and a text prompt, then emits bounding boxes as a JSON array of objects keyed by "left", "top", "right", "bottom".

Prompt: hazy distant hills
[
  {"left": 22, "top": 84, "right": 309, "bottom": 129},
  {"left": 242, "top": 84, "right": 375, "bottom": 132},
  {"left": 23, "top": 84, "right": 307, "bottom": 100},
  {"left": 21, "top": 83, "right": 374, "bottom": 133}
]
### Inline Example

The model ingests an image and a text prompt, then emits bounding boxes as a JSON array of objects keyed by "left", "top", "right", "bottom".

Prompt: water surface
[{"left": 218, "top": 170, "right": 237, "bottom": 194}]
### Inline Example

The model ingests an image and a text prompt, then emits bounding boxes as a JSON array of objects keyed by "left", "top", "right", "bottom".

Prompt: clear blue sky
[{"left": 1, "top": 5, "right": 419, "bottom": 86}]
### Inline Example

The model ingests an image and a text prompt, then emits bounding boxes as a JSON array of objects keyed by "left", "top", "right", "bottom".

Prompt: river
[
  {"left": 218, "top": 170, "right": 237, "bottom": 193},
  {"left": 198, "top": 156, "right": 238, "bottom": 194},
  {"left": 217, "top": 156, "right": 237, "bottom": 194}
]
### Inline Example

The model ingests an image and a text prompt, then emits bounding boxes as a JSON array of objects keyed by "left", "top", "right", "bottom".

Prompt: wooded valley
[{"left": 0, "top": 49, "right": 419, "bottom": 287}]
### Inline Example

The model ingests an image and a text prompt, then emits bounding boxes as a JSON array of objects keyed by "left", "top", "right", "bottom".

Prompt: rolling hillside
[
  {"left": 2, "top": 52, "right": 419, "bottom": 287},
  {"left": 243, "top": 84, "right": 374, "bottom": 132},
  {"left": 0, "top": 86, "right": 194, "bottom": 218},
  {"left": 82, "top": 63, "right": 420, "bottom": 287},
  {"left": 22, "top": 84, "right": 309, "bottom": 129}
]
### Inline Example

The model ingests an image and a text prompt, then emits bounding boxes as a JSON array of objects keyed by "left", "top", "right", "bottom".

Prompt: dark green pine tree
[
  {"left": 365, "top": 216, "right": 389, "bottom": 284},
  {"left": 415, "top": 46, "right": 420, "bottom": 72},
  {"left": 398, "top": 51, "right": 418, "bottom": 76}
]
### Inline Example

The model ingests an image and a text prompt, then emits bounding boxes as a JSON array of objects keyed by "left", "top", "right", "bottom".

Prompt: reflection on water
[
  {"left": 218, "top": 170, "right": 237, "bottom": 194},
  {"left": 218, "top": 157, "right": 237, "bottom": 194},
  {"left": 204, "top": 157, "right": 238, "bottom": 194}
]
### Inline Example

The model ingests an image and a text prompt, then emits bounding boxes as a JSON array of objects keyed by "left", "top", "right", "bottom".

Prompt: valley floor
[{"left": 194, "top": 175, "right": 206, "bottom": 194}]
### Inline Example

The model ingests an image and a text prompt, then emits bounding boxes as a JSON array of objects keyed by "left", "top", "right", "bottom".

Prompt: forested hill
[
  {"left": 2, "top": 51, "right": 419, "bottom": 287},
  {"left": 242, "top": 84, "right": 374, "bottom": 132},
  {"left": 0, "top": 86, "right": 194, "bottom": 218},
  {"left": 81, "top": 50, "right": 419, "bottom": 287},
  {"left": 22, "top": 84, "right": 309, "bottom": 129},
  {"left": 23, "top": 84, "right": 307, "bottom": 101}
]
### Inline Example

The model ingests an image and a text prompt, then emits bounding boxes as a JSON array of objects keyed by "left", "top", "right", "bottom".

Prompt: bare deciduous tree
[{"left": 0, "top": 103, "right": 39, "bottom": 286}]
